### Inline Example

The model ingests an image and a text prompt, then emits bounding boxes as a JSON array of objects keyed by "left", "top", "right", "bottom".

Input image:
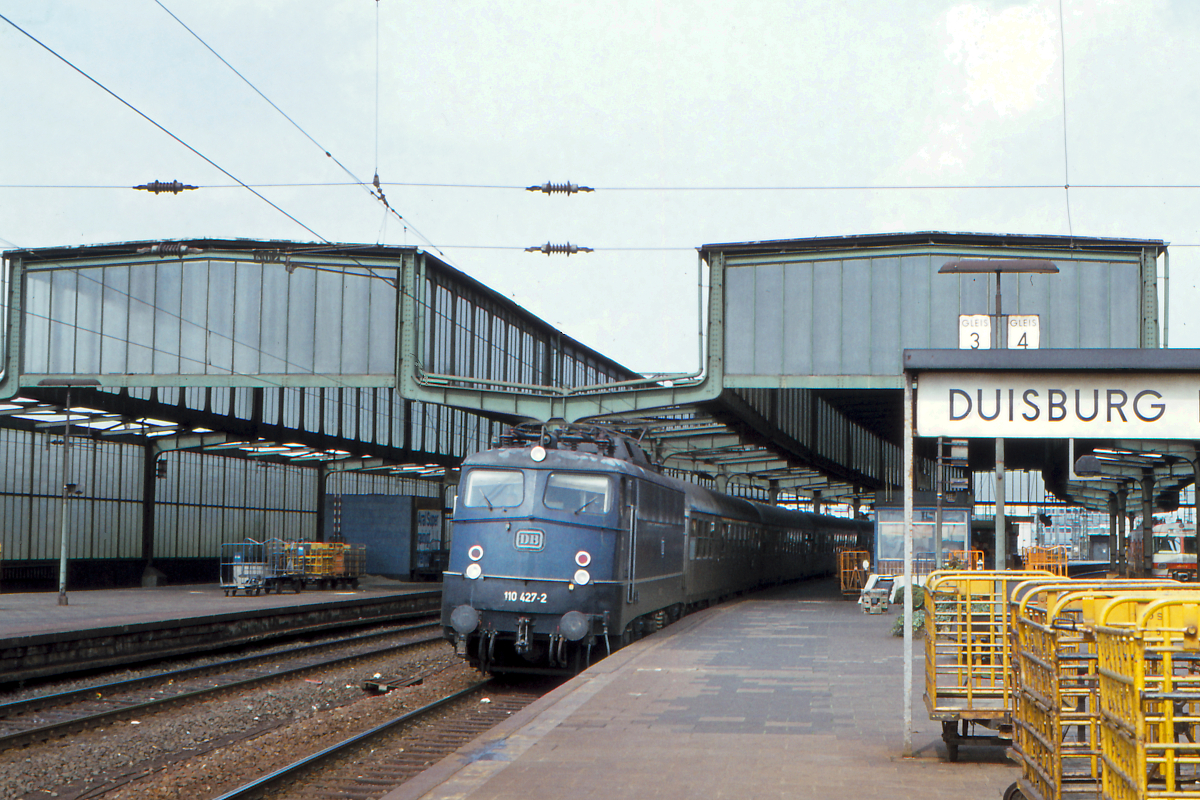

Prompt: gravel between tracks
[{"left": 2, "top": 640, "right": 482, "bottom": 800}]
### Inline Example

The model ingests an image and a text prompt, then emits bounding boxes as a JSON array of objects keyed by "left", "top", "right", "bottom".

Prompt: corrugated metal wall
[
  {"left": 22, "top": 259, "right": 399, "bottom": 378},
  {"left": 0, "top": 428, "right": 440, "bottom": 563},
  {"left": 725, "top": 253, "right": 1145, "bottom": 380},
  {"left": 0, "top": 428, "right": 142, "bottom": 560}
]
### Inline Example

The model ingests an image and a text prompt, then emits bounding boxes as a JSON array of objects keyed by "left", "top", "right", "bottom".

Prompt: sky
[{"left": 3, "top": 0, "right": 1200, "bottom": 374}]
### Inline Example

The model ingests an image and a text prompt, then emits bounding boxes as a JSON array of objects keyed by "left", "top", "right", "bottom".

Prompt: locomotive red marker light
[
  {"left": 468, "top": 545, "right": 484, "bottom": 561},
  {"left": 575, "top": 550, "right": 591, "bottom": 567}
]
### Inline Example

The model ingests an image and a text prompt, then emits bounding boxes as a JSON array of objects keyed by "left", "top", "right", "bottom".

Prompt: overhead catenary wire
[
  {"left": 1058, "top": 0, "right": 1074, "bottom": 239},
  {"left": 13, "top": 181, "right": 1200, "bottom": 192},
  {"left": 0, "top": 12, "right": 329, "bottom": 244},
  {"left": 153, "top": 0, "right": 447, "bottom": 261}
]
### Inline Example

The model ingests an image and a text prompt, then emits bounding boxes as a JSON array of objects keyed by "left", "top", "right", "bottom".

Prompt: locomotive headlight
[
  {"left": 575, "top": 550, "right": 591, "bottom": 567},
  {"left": 863, "top": 559, "right": 870, "bottom": 571},
  {"left": 573, "top": 568, "right": 591, "bottom": 586},
  {"left": 530, "top": 445, "right": 547, "bottom": 462},
  {"left": 468, "top": 545, "right": 484, "bottom": 561},
  {"left": 465, "top": 562, "right": 483, "bottom": 580},
  {"left": 451, "top": 604, "right": 480, "bottom": 635},
  {"left": 560, "top": 610, "right": 590, "bottom": 641}
]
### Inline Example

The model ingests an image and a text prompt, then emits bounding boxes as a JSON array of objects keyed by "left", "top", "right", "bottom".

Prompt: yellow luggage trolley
[
  {"left": 924, "top": 570, "right": 1056, "bottom": 761},
  {"left": 1095, "top": 595, "right": 1200, "bottom": 800},
  {"left": 946, "top": 549, "right": 985, "bottom": 570},
  {"left": 1023, "top": 546, "right": 1071, "bottom": 577},
  {"left": 1006, "top": 580, "right": 1185, "bottom": 800},
  {"left": 838, "top": 549, "right": 871, "bottom": 598}
]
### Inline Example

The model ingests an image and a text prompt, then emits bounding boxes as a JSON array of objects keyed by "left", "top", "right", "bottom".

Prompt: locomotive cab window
[
  {"left": 543, "top": 473, "right": 612, "bottom": 515},
  {"left": 461, "top": 469, "right": 525, "bottom": 509}
]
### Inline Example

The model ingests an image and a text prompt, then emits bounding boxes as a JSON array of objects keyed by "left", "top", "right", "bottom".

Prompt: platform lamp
[
  {"left": 937, "top": 258, "right": 1059, "bottom": 347},
  {"left": 37, "top": 377, "right": 101, "bottom": 606},
  {"left": 938, "top": 257, "right": 1059, "bottom": 569}
]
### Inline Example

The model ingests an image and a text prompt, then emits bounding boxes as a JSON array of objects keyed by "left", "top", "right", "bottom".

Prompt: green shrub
[
  {"left": 892, "top": 584, "right": 925, "bottom": 611},
  {"left": 892, "top": 608, "right": 926, "bottom": 637}
]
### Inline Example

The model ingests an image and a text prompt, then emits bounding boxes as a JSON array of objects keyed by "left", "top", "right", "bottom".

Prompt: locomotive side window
[
  {"left": 461, "top": 469, "right": 525, "bottom": 508},
  {"left": 543, "top": 473, "right": 612, "bottom": 515}
]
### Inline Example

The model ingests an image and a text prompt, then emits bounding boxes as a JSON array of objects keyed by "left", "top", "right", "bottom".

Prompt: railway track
[
  {"left": 0, "top": 616, "right": 441, "bottom": 751},
  {"left": 216, "top": 678, "right": 550, "bottom": 800}
]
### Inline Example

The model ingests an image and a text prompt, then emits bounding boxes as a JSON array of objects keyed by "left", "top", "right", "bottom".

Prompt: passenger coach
[{"left": 442, "top": 424, "right": 869, "bottom": 675}]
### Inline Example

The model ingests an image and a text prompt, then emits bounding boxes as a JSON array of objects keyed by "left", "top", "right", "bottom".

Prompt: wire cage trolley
[
  {"left": 1023, "top": 546, "right": 1071, "bottom": 577},
  {"left": 221, "top": 539, "right": 276, "bottom": 596},
  {"left": 1094, "top": 595, "right": 1200, "bottom": 800},
  {"left": 838, "top": 549, "right": 871, "bottom": 598},
  {"left": 287, "top": 541, "right": 366, "bottom": 589},
  {"left": 1006, "top": 580, "right": 1185, "bottom": 800},
  {"left": 924, "top": 570, "right": 1056, "bottom": 761},
  {"left": 220, "top": 539, "right": 365, "bottom": 595},
  {"left": 946, "top": 549, "right": 986, "bottom": 570}
]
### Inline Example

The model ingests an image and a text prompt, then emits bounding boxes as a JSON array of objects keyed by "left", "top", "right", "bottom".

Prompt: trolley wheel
[
  {"left": 223, "top": 589, "right": 230, "bottom": 597},
  {"left": 942, "top": 721, "right": 960, "bottom": 762},
  {"left": 350, "top": 578, "right": 359, "bottom": 589},
  {"left": 293, "top": 580, "right": 303, "bottom": 593},
  {"left": 1002, "top": 781, "right": 1027, "bottom": 800}
]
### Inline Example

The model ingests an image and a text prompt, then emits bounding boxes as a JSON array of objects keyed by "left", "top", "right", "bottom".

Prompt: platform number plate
[
  {"left": 958, "top": 315, "right": 991, "bottom": 350},
  {"left": 1007, "top": 315, "right": 1040, "bottom": 349}
]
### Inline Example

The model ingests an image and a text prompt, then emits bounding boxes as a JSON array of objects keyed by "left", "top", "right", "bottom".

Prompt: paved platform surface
[
  {"left": 388, "top": 580, "right": 1018, "bottom": 800},
  {"left": 0, "top": 576, "right": 435, "bottom": 640}
]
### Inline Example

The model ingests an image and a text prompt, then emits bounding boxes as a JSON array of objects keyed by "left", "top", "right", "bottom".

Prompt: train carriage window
[
  {"left": 461, "top": 469, "right": 525, "bottom": 508},
  {"left": 543, "top": 472, "right": 612, "bottom": 515}
]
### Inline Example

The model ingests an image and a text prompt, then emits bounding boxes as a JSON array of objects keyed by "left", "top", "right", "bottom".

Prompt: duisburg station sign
[{"left": 917, "top": 372, "right": 1200, "bottom": 439}]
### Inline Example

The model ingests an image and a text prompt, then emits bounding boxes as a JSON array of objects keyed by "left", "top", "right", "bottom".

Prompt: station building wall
[
  {"left": 725, "top": 252, "right": 1147, "bottom": 381},
  {"left": 0, "top": 427, "right": 439, "bottom": 590}
]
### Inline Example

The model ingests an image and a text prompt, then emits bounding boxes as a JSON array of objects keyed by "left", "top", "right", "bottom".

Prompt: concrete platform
[
  {"left": 388, "top": 580, "right": 1018, "bottom": 800},
  {"left": 0, "top": 577, "right": 441, "bottom": 684}
]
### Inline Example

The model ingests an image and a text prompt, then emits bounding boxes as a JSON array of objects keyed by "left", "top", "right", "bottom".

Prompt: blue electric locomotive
[{"left": 442, "top": 423, "right": 869, "bottom": 675}]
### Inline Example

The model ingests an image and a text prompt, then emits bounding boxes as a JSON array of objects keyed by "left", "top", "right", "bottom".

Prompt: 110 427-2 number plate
[{"left": 503, "top": 590, "right": 547, "bottom": 603}]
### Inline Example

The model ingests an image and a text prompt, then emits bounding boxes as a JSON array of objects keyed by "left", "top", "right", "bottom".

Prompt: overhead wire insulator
[
  {"left": 135, "top": 243, "right": 205, "bottom": 256},
  {"left": 525, "top": 242, "right": 594, "bottom": 256},
  {"left": 526, "top": 181, "right": 594, "bottom": 195},
  {"left": 133, "top": 180, "right": 198, "bottom": 194}
]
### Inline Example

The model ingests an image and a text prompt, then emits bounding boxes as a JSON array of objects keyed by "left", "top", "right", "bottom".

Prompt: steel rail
[
  {"left": 0, "top": 616, "right": 438, "bottom": 718},
  {"left": 211, "top": 681, "right": 490, "bottom": 800},
  {"left": 0, "top": 626, "right": 443, "bottom": 752}
]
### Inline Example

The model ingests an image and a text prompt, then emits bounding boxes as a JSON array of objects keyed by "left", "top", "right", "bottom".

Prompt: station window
[
  {"left": 543, "top": 472, "right": 612, "bottom": 515},
  {"left": 461, "top": 468, "right": 525, "bottom": 508}
]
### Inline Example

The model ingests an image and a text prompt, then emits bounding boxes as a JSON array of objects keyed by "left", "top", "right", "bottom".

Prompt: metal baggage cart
[
  {"left": 1023, "top": 546, "right": 1071, "bottom": 577},
  {"left": 1007, "top": 580, "right": 1184, "bottom": 800},
  {"left": 838, "top": 549, "right": 870, "bottom": 597},
  {"left": 265, "top": 538, "right": 306, "bottom": 593},
  {"left": 1095, "top": 596, "right": 1200, "bottom": 799},
  {"left": 337, "top": 543, "right": 366, "bottom": 588},
  {"left": 220, "top": 539, "right": 269, "bottom": 596},
  {"left": 924, "top": 570, "right": 1056, "bottom": 761},
  {"left": 289, "top": 542, "right": 366, "bottom": 589},
  {"left": 946, "top": 549, "right": 985, "bottom": 570}
]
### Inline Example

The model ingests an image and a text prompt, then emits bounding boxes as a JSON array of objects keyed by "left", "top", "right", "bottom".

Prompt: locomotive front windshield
[
  {"left": 543, "top": 472, "right": 613, "bottom": 516},
  {"left": 461, "top": 469, "right": 525, "bottom": 508}
]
